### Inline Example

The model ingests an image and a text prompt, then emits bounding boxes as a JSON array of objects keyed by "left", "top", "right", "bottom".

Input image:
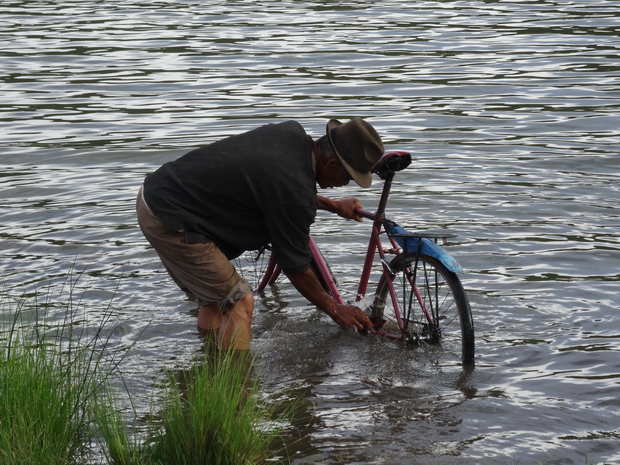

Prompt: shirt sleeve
[{"left": 263, "top": 202, "right": 316, "bottom": 274}]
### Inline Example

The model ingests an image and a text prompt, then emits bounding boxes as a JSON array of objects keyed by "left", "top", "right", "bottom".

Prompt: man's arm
[
  {"left": 284, "top": 268, "right": 372, "bottom": 330},
  {"left": 316, "top": 195, "right": 363, "bottom": 222}
]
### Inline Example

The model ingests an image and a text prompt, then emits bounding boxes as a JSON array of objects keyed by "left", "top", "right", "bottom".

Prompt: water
[{"left": 2, "top": 0, "right": 620, "bottom": 463}]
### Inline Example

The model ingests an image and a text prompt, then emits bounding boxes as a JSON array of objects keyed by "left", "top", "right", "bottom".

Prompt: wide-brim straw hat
[{"left": 326, "top": 118, "right": 384, "bottom": 188}]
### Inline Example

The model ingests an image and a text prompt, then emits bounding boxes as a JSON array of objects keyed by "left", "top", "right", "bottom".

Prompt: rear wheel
[
  {"left": 372, "top": 252, "right": 474, "bottom": 364},
  {"left": 234, "top": 247, "right": 280, "bottom": 291},
  {"left": 233, "top": 246, "right": 332, "bottom": 294}
]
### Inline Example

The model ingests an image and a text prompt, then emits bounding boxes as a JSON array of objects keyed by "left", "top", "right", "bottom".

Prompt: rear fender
[{"left": 386, "top": 223, "right": 464, "bottom": 274}]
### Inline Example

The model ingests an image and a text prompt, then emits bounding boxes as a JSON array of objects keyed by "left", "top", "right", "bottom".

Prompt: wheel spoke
[{"left": 233, "top": 247, "right": 282, "bottom": 290}]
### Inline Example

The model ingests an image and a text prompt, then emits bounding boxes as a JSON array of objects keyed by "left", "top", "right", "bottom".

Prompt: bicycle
[{"left": 236, "top": 151, "right": 474, "bottom": 365}]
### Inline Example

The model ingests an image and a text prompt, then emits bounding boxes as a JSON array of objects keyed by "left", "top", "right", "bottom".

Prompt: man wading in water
[{"left": 137, "top": 119, "right": 384, "bottom": 351}]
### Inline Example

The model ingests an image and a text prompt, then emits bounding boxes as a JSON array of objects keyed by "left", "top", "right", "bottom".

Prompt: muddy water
[{"left": 2, "top": 1, "right": 620, "bottom": 463}]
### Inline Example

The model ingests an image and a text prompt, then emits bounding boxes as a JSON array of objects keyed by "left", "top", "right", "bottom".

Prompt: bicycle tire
[{"left": 371, "top": 252, "right": 474, "bottom": 365}]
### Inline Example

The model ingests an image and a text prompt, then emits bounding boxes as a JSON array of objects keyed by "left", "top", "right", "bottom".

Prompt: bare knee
[{"left": 227, "top": 291, "right": 254, "bottom": 322}]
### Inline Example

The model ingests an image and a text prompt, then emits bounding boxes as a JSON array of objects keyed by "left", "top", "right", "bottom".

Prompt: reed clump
[
  {"left": 98, "top": 348, "right": 284, "bottom": 465},
  {"left": 0, "top": 287, "right": 113, "bottom": 465}
]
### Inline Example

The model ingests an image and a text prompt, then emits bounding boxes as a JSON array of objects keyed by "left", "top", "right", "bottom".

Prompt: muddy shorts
[{"left": 136, "top": 186, "right": 251, "bottom": 312}]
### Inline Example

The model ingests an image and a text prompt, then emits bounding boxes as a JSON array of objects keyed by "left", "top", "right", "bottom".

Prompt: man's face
[{"left": 317, "top": 158, "right": 352, "bottom": 189}]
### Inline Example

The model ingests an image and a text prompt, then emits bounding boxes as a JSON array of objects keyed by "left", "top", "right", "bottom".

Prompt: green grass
[
  {"left": 99, "top": 349, "right": 284, "bottom": 465},
  {"left": 96, "top": 339, "right": 288, "bottom": 465},
  {"left": 0, "top": 286, "right": 116, "bottom": 464},
  {"left": 150, "top": 352, "right": 278, "bottom": 464},
  {"left": 0, "top": 335, "right": 86, "bottom": 464},
  {"left": 0, "top": 282, "right": 289, "bottom": 464}
]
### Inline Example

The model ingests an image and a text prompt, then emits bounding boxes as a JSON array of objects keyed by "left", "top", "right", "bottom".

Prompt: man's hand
[
  {"left": 334, "top": 197, "right": 364, "bottom": 222},
  {"left": 285, "top": 269, "right": 373, "bottom": 331},
  {"left": 317, "top": 195, "right": 364, "bottom": 222},
  {"left": 328, "top": 304, "right": 373, "bottom": 331}
]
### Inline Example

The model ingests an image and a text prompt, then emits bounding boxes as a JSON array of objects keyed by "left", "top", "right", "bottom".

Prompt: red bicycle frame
[{"left": 256, "top": 152, "right": 430, "bottom": 341}]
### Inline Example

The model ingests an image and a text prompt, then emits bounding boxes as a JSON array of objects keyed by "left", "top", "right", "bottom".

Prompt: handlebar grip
[{"left": 354, "top": 208, "right": 376, "bottom": 220}]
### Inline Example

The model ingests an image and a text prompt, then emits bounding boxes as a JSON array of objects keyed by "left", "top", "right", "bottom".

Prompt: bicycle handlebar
[{"left": 354, "top": 207, "right": 376, "bottom": 221}]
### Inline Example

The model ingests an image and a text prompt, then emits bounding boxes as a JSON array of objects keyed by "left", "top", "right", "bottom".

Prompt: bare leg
[
  {"left": 197, "top": 292, "right": 254, "bottom": 350},
  {"left": 219, "top": 291, "right": 254, "bottom": 350},
  {"left": 198, "top": 304, "right": 222, "bottom": 331}
]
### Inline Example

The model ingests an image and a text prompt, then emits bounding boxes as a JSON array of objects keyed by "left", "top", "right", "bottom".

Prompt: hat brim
[{"left": 326, "top": 119, "right": 373, "bottom": 188}]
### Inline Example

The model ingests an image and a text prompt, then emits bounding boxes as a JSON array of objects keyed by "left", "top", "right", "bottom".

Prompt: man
[{"left": 136, "top": 118, "right": 384, "bottom": 351}]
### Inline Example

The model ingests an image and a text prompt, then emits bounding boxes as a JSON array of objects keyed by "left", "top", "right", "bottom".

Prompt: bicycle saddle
[{"left": 372, "top": 151, "right": 412, "bottom": 179}]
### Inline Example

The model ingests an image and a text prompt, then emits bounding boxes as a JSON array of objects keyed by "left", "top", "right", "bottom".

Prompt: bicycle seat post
[
  {"left": 375, "top": 170, "right": 395, "bottom": 218},
  {"left": 372, "top": 151, "right": 411, "bottom": 218}
]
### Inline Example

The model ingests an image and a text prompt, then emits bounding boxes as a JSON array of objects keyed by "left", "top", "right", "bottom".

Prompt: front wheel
[{"left": 372, "top": 252, "right": 474, "bottom": 365}]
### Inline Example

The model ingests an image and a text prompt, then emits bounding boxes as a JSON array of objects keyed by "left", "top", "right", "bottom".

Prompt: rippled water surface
[{"left": 2, "top": 1, "right": 620, "bottom": 463}]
